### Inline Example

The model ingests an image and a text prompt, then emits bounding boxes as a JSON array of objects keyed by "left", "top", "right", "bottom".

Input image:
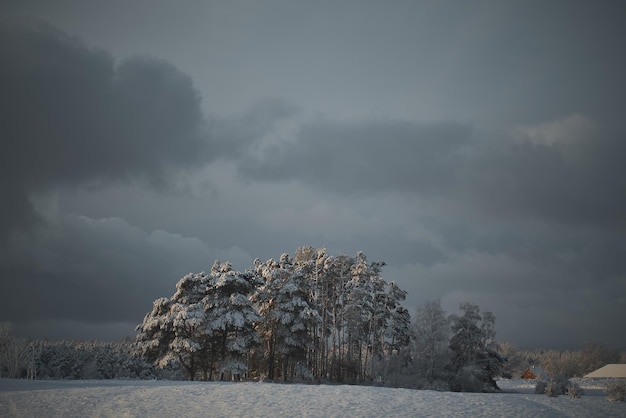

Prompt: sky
[{"left": 1, "top": 0, "right": 625, "bottom": 350}]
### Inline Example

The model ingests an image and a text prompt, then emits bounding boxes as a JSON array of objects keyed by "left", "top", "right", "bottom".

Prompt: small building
[
  {"left": 584, "top": 364, "right": 626, "bottom": 378},
  {"left": 521, "top": 366, "right": 548, "bottom": 380}
]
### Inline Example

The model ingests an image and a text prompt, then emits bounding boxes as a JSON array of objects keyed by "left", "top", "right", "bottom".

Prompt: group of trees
[
  {"left": 500, "top": 341, "right": 626, "bottom": 379},
  {"left": 135, "top": 247, "right": 504, "bottom": 391},
  {"left": 0, "top": 322, "right": 31, "bottom": 379},
  {"left": 135, "top": 249, "right": 413, "bottom": 384},
  {"left": 385, "top": 300, "right": 503, "bottom": 392},
  {"left": 0, "top": 322, "right": 159, "bottom": 380},
  {"left": 31, "top": 339, "right": 159, "bottom": 380}
]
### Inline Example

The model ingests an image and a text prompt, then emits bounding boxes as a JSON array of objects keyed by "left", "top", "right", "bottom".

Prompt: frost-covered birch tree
[{"left": 412, "top": 300, "right": 451, "bottom": 385}]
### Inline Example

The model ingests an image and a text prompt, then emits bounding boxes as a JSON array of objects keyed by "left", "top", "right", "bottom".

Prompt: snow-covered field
[{"left": 1, "top": 378, "right": 624, "bottom": 417}]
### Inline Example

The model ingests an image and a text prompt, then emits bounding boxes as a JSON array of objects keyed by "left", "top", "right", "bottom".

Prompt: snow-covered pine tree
[
  {"left": 134, "top": 297, "right": 176, "bottom": 368},
  {"left": 345, "top": 252, "right": 379, "bottom": 382},
  {"left": 346, "top": 253, "right": 407, "bottom": 384},
  {"left": 320, "top": 253, "right": 353, "bottom": 381},
  {"left": 252, "top": 254, "right": 320, "bottom": 381},
  {"left": 135, "top": 272, "right": 211, "bottom": 380},
  {"left": 384, "top": 282, "right": 411, "bottom": 356},
  {"left": 276, "top": 257, "right": 320, "bottom": 381},
  {"left": 204, "top": 260, "right": 260, "bottom": 381},
  {"left": 294, "top": 246, "right": 330, "bottom": 379},
  {"left": 381, "top": 282, "right": 411, "bottom": 378},
  {"left": 449, "top": 302, "right": 504, "bottom": 392}
]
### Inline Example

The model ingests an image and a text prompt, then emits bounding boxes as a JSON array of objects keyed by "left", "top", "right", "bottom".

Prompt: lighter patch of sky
[{"left": 513, "top": 113, "right": 599, "bottom": 164}]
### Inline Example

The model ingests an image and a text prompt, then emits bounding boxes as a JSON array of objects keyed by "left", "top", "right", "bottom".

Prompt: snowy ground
[{"left": 1, "top": 378, "right": 624, "bottom": 417}]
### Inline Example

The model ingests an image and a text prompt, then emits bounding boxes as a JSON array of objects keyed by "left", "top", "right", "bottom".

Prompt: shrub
[
  {"left": 451, "top": 365, "right": 488, "bottom": 392},
  {"left": 566, "top": 381, "right": 584, "bottom": 398},
  {"left": 604, "top": 379, "right": 626, "bottom": 402},
  {"left": 536, "top": 375, "right": 569, "bottom": 397},
  {"left": 428, "top": 379, "right": 451, "bottom": 392},
  {"left": 535, "top": 380, "right": 547, "bottom": 394},
  {"left": 545, "top": 380, "right": 561, "bottom": 397}
]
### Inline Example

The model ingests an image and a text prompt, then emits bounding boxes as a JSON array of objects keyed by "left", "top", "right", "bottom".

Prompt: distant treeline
[
  {"left": 500, "top": 341, "right": 626, "bottom": 379},
  {"left": 0, "top": 326, "right": 166, "bottom": 380}
]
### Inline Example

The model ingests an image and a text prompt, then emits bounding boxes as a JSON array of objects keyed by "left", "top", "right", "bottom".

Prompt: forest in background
[{"left": 1, "top": 247, "right": 625, "bottom": 392}]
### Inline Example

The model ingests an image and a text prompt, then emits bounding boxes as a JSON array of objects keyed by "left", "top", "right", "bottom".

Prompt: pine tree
[
  {"left": 204, "top": 261, "right": 260, "bottom": 380},
  {"left": 252, "top": 254, "right": 320, "bottom": 381},
  {"left": 135, "top": 272, "right": 211, "bottom": 380},
  {"left": 322, "top": 253, "right": 353, "bottom": 381},
  {"left": 294, "top": 246, "right": 330, "bottom": 379},
  {"left": 449, "top": 302, "right": 504, "bottom": 391}
]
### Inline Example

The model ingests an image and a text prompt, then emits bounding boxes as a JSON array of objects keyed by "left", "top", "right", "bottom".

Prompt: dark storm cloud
[
  {"left": 0, "top": 20, "right": 209, "bottom": 239},
  {"left": 0, "top": 215, "right": 232, "bottom": 326}
]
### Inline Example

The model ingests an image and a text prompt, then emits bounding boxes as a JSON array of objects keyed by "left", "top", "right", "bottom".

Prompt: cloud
[
  {"left": 237, "top": 112, "right": 626, "bottom": 228},
  {"left": 209, "top": 97, "right": 300, "bottom": 160},
  {"left": 239, "top": 117, "right": 474, "bottom": 196},
  {"left": 0, "top": 213, "right": 251, "bottom": 336},
  {"left": 514, "top": 114, "right": 597, "bottom": 148},
  {"left": 463, "top": 120, "right": 626, "bottom": 226},
  {"left": 0, "top": 20, "right": 210, "bottom": 240}
]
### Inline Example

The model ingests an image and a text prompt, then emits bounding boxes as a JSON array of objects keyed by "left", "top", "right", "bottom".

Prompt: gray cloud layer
[
  {"left": 240, "top": 113, "right": 626, "bottom": 227},
  {"left": 1, "top": 5, "right": 625, "bottom": 350}
]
